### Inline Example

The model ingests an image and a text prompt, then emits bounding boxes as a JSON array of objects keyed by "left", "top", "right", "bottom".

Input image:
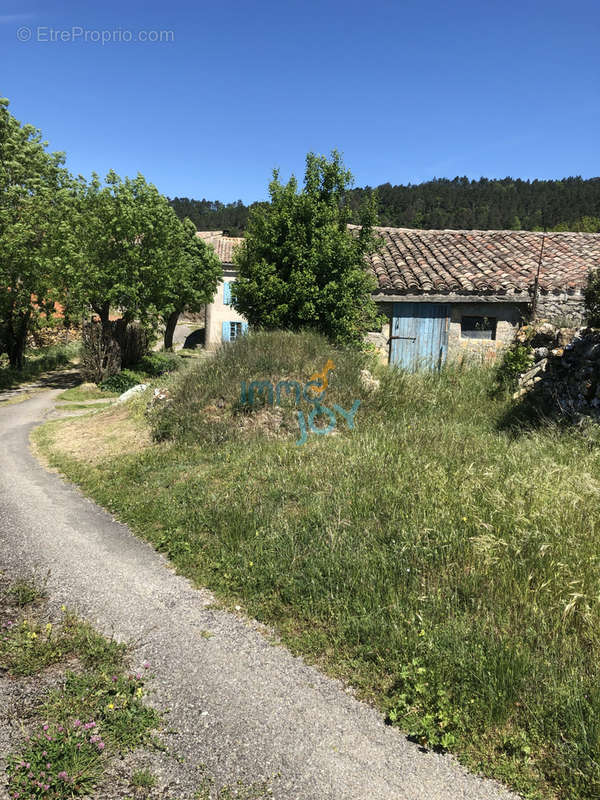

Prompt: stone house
[
  {"left": 200, "top": 227, "right": 600, "bottom": 369},
  {"left": 196, "top": 231, "right": 247, "bottom": 348}
]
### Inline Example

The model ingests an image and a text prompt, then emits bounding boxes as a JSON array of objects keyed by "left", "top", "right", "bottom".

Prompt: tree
[
  {"left": 232, "top": 151, "right": 382, "bottom": 346},
  {"left": 0, "top": 98, "right": 77, "bottom": 368},
  {"left": 67, "top": 171, "right": 179, "bottom": 331},
  {"left": 154, "top": 217, "right": 222, "bottom": 350}
]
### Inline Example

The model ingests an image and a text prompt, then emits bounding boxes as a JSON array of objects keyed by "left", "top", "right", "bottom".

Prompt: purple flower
[
  {"left": 42, "top": 724, "right": 49, "bottom": 731},
  {"left": 112, "top": 675, "right": 118, "bottom": 682},
  {"left": 73, "top": 719, "right": 81, "bottom": 728}
]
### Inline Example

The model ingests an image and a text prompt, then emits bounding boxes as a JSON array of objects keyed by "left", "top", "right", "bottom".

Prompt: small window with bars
[{"left": 460, "top": 315, "right": 497, "bottom": 340}]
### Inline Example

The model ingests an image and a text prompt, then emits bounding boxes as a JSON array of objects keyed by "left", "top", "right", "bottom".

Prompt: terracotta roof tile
[
  {"left": 195, "top": 231, "right": 243, "bottom": 264},
  {"left": 363, "top": 227, "right": 600, "bottom": 297}
]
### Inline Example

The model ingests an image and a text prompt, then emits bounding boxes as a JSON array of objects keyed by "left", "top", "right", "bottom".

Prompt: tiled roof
[
  {"left": 364, "top": 227, "right": 600, "bottom": 297},
  {"left": 196, "top": 231, "right": 243, "bottom": 264}
]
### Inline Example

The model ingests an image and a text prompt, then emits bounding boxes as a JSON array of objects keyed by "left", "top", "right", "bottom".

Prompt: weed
[{"left": 131, "top": 768, "right": 156, "bottom": 788}]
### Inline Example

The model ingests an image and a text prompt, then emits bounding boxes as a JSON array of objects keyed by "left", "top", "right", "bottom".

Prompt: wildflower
[
  {"left": 97, "top": 741, "right": 105, "bottom": 751},
  {"left": 46, "top": 763, "right": 51, "bottom": 769},
  {"left": 112, "top": 675, "right": 118, "bottom": 682},
  {"left": 84, "top": 721, "right": 95, "bottom": 730},
  {"left": 45, "top": 623, "right": 52, "bottom": 634},
  {"left": 107, "top": 703, "right": 115, "bottom": 710},
  {"left": 73, "top": 719, "right": 81, "bottom": 728},
  {"left": 143, "top": 661, "right": 150, "bottom": 669},
  {"left": 135, "top": 672, "right": 142, "bottom": 680},
  {"left": 136, "top": 687, "right": 143, "bottom": 698},
  {"left": 58, "top": 771, "right": 68, "bottom": 781},
  {"left": 42, "top": 724, "right": 49, "bottom": 731},
  {"left": 462, "top": 517, "right": 467, "bottom": 522}
]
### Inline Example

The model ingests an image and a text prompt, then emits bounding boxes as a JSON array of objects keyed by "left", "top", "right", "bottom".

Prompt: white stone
[{"left": 117, "top": 384, "right": 149, "bottom": 403}]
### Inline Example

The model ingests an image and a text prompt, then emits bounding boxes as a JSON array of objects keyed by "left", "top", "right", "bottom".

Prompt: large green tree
[
  {"left": 0, "top": 98, "right": 77, "bottom": 368},
  {"left": 154, "top": 217, "right": 222, "bottom": 350},
  {"left": 232, "top": 151, "right": 381, "bottom": 345},
  {"left": 67, "top": 170, "right": 182, "bottom": 332}
]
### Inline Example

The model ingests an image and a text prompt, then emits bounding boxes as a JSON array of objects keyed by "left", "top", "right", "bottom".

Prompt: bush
[
  {"left": 99, "top": 369, "right": 142, "bottom": 394},
  {"left": 494, "top": 343, "right": 532, "bottom": 391},
  {"left": 80, "top": 322, "right": 120, "bottom": 384},
  {"left": 585, "top": 268, "right": 600, "bottom": 327},
  {"left": 135, "top": 352, "right": 182, "bottom": 377}
]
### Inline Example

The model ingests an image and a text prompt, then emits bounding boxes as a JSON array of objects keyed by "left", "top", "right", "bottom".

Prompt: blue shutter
[
  {"left": 222, "top": 321, "right": 230, "bottom": 342},
  {"left": 223, "top": 281, "right": 231, "bottom": 305},
  {"left": 241, "top": 322, "right": 248, "bottom": 335}
]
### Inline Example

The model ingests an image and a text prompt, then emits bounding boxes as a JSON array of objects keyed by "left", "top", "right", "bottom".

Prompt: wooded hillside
[{"left": 170, "top": 175, "right": 600, "bottom": 233}]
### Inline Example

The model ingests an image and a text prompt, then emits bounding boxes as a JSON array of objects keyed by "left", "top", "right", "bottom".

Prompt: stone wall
[
  {"left": 512, "top": 322, "right": 600, "bottom": 420},
  {"left": 534, "top": 292, "right": 586, "bottom": 325}
]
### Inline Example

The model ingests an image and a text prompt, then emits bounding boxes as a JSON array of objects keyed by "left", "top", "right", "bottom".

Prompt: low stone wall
[{"left": 513, "top": 322, "right": 600, "bottom": 419}]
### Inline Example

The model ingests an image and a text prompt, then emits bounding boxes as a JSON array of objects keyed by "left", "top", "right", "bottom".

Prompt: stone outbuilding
[{"left": 364, "top": 227, "right": 600, "bottom": 369}]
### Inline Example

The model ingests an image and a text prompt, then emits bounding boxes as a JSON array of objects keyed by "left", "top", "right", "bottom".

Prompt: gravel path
[{"left": 0, "top": 389, "right": 520, "bottom": 800}]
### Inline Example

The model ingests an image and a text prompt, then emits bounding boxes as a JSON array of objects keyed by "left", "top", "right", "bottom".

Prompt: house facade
[
  {"left": 197, "top": 231, "right": 247, "bottom": 348},
  {"left": 200, "top": 227, "right": 600, "bottom": 369}
]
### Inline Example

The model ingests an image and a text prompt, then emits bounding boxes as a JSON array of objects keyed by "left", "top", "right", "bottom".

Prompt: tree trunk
[
  {"left": 163, "top": 310, "right": 180, "bottom": 351},
  {"left": 6, "top": 311, "right": 30, "bottom": 370}
]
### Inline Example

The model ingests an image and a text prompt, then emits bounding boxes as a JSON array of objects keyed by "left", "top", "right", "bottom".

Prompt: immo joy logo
[{"left": 240, "top": 360, "right": 361, "bottom": 446}]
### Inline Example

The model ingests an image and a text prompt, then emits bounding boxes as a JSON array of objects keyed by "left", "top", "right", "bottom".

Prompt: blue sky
[{"left": 1, "top": 0, "right": 598, "bottom": 203}]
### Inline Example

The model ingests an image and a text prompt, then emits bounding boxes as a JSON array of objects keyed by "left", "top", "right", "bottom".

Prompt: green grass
[
  {"left": 0, "top": 343, "right": 80, "bottom": 390},
  {"left": 1, "top": 574, "right": 160, "bottom": 798},
  {"left": 34, "top": 330, "right": 600, "bottom": 800},
  {"left": 131, "top": 768, "right": 156, "bottom": 789},
  {"left": 56, "top": 401, "right": 115, "bottom": 411},
  {"left": 58, "top": 385, "right": 118, "bottom": 401}
]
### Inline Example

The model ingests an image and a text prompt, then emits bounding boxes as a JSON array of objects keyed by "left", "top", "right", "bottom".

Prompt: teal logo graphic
[{"left": 240, "top": 361, "right": 360, "bottom": 445}]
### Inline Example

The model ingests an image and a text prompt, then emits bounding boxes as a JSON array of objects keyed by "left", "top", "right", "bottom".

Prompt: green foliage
[
  {"left": 388, "top": 660, "right": 462, "bottom": 750},
  {"left": 136, "top": 352, "right": 183, "bottom": 377},
  {"left": 585, "top": 269, "right": 600, "bottom": 327},
  {"left": 0, "top": 343, "right": 79, "bottom": 390},
  {"left": 99, "top": 369, "right": 142, "bottom": 394},
  {"left": 131, "top": 769, "right": 156, "bottom": 789},
  {"left": 171, "top": 176, "right": 600, "bottom": 233},
  {"left": 494, "top": 343, "right": 532, "bottom": 391},
  {"left": 233, "top": 151, "right": 382, "bottom": 346},
  {"left": 153, "top": 217, "right": 222, "bottom": 350},
  {"left": 0, "top": 98, "right": 78, "bottom": 368}
]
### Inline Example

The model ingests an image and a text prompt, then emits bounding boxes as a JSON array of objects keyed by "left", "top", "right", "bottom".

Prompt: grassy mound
[{"left": 148, "top": 330, "right": 402, "bottom": 444}]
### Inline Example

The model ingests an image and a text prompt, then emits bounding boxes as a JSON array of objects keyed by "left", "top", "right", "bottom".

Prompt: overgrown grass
[
  {"left": 0, "top": 574, "right": 159, "bottom": 798},
  {"left": 35, "top": 331, "right": 600, "bottom": 800},
  {"left": 0, "top": 343, "right": 80, "bottom": 390}
]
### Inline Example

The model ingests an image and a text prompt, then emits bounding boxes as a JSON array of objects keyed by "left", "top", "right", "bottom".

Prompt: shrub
[
  {"left": 584, "top": 268, "right": 600, "bottom": 327},
  {"left": 80, "top": 322, "right": 120, "bottom": 384},
  {"left": 135, "top": 352, "right": 182, "bottom": 377},
  {"left": 99, "top": 369, "right": 142, "bottom": 394},
  {"left": 494, "top": 344, "right": 532, "bottom": 391}
]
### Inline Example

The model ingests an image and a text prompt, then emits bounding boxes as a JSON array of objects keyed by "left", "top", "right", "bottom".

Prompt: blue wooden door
[{"left": 390, "top": 303, "right": 449, "bottom": 371}]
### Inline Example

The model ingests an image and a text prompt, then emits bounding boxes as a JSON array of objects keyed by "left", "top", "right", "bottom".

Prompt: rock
[
  {"left": 360, "top": 369, "right": 380, "bottom": 392},
  {"left": 551, "top": 348, "right": 564, "bottom": 357},
  {"left": 533, "top": 347, "right": 549, "bottom": 360},
  {"left": 117, "top": 384, "right": 148, "bottom": 403}
]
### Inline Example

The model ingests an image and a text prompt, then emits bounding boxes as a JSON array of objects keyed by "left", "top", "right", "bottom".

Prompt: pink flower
[
  {"left": 73, "top": 719, "right": 81, "bottom": 728},
  {"left": 97, "top": 741, "right": 105, "bottom": 751},
  {"left": 112, "top": 675, "right": 118, "bottom": 682},
  {"left": 57, "top": 771, "right": 68, "bottom": 781},
  {"left": 143, "top": 661, "right": 150, "bottom": 668},
  {"left": 42, "top": 724, "right": 49, "bottom": 731},
  {"left": 46, "top": 763, "right": 51, "bottom": 769}
]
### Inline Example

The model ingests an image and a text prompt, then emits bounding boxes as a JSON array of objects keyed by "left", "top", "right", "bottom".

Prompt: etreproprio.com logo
[{"left": 240, "top": 360, "right": 360, "bottom": 446}]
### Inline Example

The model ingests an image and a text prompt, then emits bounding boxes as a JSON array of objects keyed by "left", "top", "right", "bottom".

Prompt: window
[
  {"left": 461, "top": 315, "right": 497, "bottom": 340},
  {"left": 229, "top": 321, "right": 242, "bottom": 340},
  {"left": 223, "top": 280, "right": 236, "bottom": 305},
  {"left": 221, "top": 321, "right": 248, "bottom": 342}
]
